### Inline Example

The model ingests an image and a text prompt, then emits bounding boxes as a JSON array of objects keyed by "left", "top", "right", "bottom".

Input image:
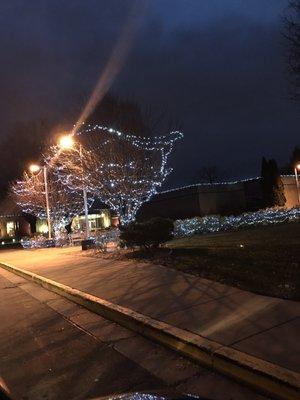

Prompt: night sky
[{"left": 0, "top": 0, "right": 299, "bottom": 189}]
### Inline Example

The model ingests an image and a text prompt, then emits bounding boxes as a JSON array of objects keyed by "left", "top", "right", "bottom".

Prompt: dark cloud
[{"left": 0, "top": 0, "right": 299, "bottom": 189}]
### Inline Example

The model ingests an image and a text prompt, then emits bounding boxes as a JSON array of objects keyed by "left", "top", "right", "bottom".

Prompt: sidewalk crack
[{"left": 228, "top": 316, "right": 300, "bottom": 347}]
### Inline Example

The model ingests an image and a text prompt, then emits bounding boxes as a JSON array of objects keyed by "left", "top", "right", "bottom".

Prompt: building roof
[{"left": 89, "top": 198, "right": 109, "bottom": 212}]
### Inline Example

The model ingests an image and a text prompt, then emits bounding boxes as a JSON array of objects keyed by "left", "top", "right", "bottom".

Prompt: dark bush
[{"left": 120, "top": 217, "right": 174, "bottom": 250}]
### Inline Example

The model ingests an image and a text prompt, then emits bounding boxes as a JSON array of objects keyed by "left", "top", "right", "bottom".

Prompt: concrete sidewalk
[
  {"left": 1, "top": 247, "right": 299, "bottom": 376},
  {"left": 0, "top": 272, "right": 165, "bottom": 399},
  {"left": 0, "top": 267, "right": 273, "bottom": 400}
]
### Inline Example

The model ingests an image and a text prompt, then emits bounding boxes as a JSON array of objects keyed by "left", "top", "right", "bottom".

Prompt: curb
[{"left": 1, "top": 262, "right": 299, "bottom": 400}]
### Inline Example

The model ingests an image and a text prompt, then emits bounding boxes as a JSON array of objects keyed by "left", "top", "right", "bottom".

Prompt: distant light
[
  {"left": 12, "top": 239, "right": 15, "bottom": 243},
  {"left": 239, "top": 244, "right": 244, "bottom": 248},
  {"left": 29, "top": 164, "right": 41, "bottom": 173},
  {"left": 296, "top": 163, "right": 300, "bottom": 171},
  {"left": 58, "top": 135, "right": 74, "bottom": 150},
  {"left": 1, "top": 241, "right": 4, "bottom": 245}
]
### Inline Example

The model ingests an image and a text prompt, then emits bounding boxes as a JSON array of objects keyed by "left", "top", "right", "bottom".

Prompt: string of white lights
[
  {"left": 13, "top": 124, "right": 184, "bottom": 231},
  {"left": 158, "top": 174, "right": 296, "bottom": 195},
  {"left": 78, "top": 124, "right": 183, "bottom": 150},
  {"left": 55, "top": 125, "right": 184, "bottom": 224},
  {"left": 174, "top": 207, "right": 300, "bottom": 237},
  {"left": 12, "top": 166, "right": 88, "bottom": 233}
]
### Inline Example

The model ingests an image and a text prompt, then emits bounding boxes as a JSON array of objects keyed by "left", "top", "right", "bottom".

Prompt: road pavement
[{"left": 0, "top": 266, "right": 269, "bottom": 400}]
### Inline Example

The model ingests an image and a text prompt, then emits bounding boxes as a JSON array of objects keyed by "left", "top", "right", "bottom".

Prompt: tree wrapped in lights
[
  {"left": 11, "top": 166, "right": 85, "bottom": 234},
  {"left": 82, "top": 125, "right": 183, "bottom": 223},
  {"left": 54, "top": 125, "right": 183, "bottom": 224},
  {"left": 44, "top": 142, "right": 96, "bottom": 195}
]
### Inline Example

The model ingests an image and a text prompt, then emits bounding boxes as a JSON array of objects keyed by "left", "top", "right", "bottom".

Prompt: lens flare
[{"left": 71, "top": 1, "right": 146, "bottom": 136}]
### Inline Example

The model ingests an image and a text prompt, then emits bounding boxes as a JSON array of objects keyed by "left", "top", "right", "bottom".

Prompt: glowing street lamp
[
  {"left": 29, "top": 164, "right": 52, "bottom": 239},
  {"left": 58, "top": 135, "right": 74, "bottom": 150},
  {"left": 58, "top": 135, "right": 90, "bottom": 240},
  {"left": 29, "top": 164, "right": 41, "bottom": 173},
  {"left": 294, "top": 163, "right": 300, "bottom": 205}
]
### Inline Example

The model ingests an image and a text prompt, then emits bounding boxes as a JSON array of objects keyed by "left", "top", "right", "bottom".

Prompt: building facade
[
  {"left": 0, "top": 175, "right": 298, "bottom": 239},
  {"left": 0, "top": 198, "right": 31, "bottom": 239},
  {"left": 137, "top": 176, "right": 299, "bottom": 220},
  {"left": 0, "top": 198, "right": 116, "bottom": 240}
]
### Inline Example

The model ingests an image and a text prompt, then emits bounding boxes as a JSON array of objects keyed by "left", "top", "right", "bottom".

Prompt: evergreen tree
[
  {"left": 261, "top": 157, "right": 286, "bottom": 207},
  {"left": 279, "top": 145, "right": 300, "bottom": 173},
  {"left": 261, "top": 157, "right": 271, "bottom": 206},
  {"left": 290, "top": 146, "right": 300, "bottom": 168},
  {"left": 269, "top": 159, "right": 286, "bottom": 206}
]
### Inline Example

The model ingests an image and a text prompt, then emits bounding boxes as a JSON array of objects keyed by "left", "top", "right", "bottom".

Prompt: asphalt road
[{"left": 0, "top": 251, "right": 269, "bottom": 400}]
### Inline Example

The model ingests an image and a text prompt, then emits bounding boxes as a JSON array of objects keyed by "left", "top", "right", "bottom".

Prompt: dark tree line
[
  {"left": 0, "top": 119, "right": 55, "bottom": 200},
  {"left": 280, "top": 145, "right": 300, "bottom": 173},
  {"left": 87, "top": 94, "right": 179, "bottom": 137},
  {"left": 261, "top": 157, "right": 286, "bottom": 207}
]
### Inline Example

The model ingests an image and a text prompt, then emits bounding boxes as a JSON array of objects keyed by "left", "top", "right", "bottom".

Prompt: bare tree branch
[
  {"left": 282, "top": 1, "right": 300, "bottom": 102},
  {"left": 11, "top": 166, "right": 85, "bottom": 234}
]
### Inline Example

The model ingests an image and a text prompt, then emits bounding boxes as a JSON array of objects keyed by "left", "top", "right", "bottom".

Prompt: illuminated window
[
  {"left": 71, "top": 211, "right": 111, "bottom": 232},
  {"left": 6, "top": 221, "right": 15, "bottom": 237},
  {"left": 36, "top": 220, "right": 49, "bottom": 234}
]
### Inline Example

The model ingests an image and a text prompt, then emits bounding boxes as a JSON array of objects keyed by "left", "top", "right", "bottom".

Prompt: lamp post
[
  {"left": 29, "top": 164, "right": 52, "bottom": 239},
  {"left": 79, "top": 144, "right": 90, "bottom": 240},
  {"left": 294, "top": 163, "right": 300, "bottom": 205},
  {"left": 58, "top": 135, "right": 90, "bottom": 240}
]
